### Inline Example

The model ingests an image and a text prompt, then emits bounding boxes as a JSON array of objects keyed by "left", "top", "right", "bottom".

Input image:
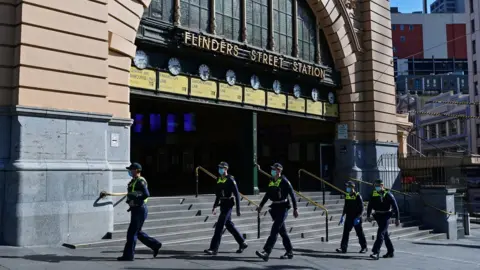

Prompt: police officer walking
[
  {"left": 336, "top": 181, "right": 368, "bottom": 254},
  {"left": 204, "top": 162, "right": 248, "bottom": 255},
  {"left": 117, "top": 162, "right": 162, "bottom": 261},
  {"left": 366, "top": 179, "right": 400, "bottom": 260},
  {"left": 255, "top": 163, "right": 299, "bottom": 262}
]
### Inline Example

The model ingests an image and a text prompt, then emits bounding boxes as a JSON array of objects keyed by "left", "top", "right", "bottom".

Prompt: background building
[
  {"left": 466, "top": 0, "right": 480, "bottom": 153},
  {"left": 431, "top": 0, "right": 465, "bottom": 13}
]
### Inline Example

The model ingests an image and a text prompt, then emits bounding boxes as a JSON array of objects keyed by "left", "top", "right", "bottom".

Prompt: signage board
[
  {"left": 157, "top": 72, "right": 188, "bottom": 95},
  {"left": 129, "top": 67, "right": 156, "bottom": 90},
  {"left": 288, "top": 97, "right": 306, "bottom": 113},
  {"left": 218, "top": 83, "right": 243, "bottom": 103},
  {"left": 190, "top": 78, "right": 217, "bottom": 99},
  {"left": 244, "top": 87, "right": 266, "bottom": 107},
  {"left": 306, "top": 100, "right": 323, "bottom": 116},
  {"left": 325, "top": 103, "right": 339, "bottom": 117},
  {"left": 267, "top": 92, "right": 287, "bottom": 110},
  {"left": 337, "top": 124, "right": 348, "bottom": 139}
]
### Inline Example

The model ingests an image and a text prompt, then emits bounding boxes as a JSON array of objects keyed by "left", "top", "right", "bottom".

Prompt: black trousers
[
  {"left": 209, "top": 207, "right": 244, "bottom": 251},
  {"left": 263, "top": 207, "right": 292, "bottom": 254},
  {"left": 372, "top": 213, "right": 394, "bottom": 254},
  {"left": 340, "top": 216, "right": 367, "bottom": 251}
]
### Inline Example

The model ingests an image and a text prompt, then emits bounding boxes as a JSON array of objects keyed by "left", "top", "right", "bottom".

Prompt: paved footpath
[{"left": 1, "top": 236, "right": 480, "bottom": 270}]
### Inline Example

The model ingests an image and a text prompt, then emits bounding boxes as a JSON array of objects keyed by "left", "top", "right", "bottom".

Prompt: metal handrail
[
  {"left": 195, "top": 166, "right": 261, "bottom": 239},
  {"left": 256, "top": 164, "right": 330, "bottom": 242},
  {"left": 348, "top": 177, "right": 454, "bottom": 216},
  {"left": 298, "top": 169, "right": 347, "bottom": 205}
]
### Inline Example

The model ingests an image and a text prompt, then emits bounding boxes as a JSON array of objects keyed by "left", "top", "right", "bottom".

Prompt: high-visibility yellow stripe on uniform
[{"left": 131, "top": 177, "right": 148, "bottom": 203}]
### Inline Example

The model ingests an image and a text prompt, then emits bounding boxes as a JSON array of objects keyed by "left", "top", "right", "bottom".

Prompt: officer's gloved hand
[
  {"left": 338, "top": 215, "right": 344, "bottom": 226},
  {"left": 395, "top": 219, "right": 400, "bottom": 227},
  {"left": 354, "top": 217, "right": 361, "bottom": 226},
  {"left": 99, "top": 191, "right": 108, "bottom": 199},
  {"left": 256, "top": 206, "right": 262, "bottom": 213},
  {"left": 366, "top": 216, "right": 373, "bottom": 223},
  {"left": 212, "top": 208, "right": 217, "bottom": 215},
  {"left": 236, "top": 209, "right": 241, "bottom": 217}
]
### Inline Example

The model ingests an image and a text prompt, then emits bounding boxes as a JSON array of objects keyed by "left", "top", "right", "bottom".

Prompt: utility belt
[
  {"left": 219, "top": 196, "right": 234, "bottom": 200},
  {"left": 374, "top": 210, "right": 392, "bottom": 215},
  {"left": 271, "top": 199, "right": 287, "bottom": 204}
]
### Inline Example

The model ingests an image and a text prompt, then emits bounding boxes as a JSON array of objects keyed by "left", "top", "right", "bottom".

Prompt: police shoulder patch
[{"left": 138, "top": 178, "right": 147, "bottom": 186}]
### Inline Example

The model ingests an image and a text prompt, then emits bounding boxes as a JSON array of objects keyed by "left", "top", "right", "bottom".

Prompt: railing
[
  {"left": 195, "top": 166, "right": 261, "bottom": 239},
  {"left": 348, "top": 177, "right": 454, "bottom": 217},
  {"left": 298, "top": 169, "right": 347, "bottom": 205},
  {"left": 255, "top": 164, "right": 330, "bottom": 242}
]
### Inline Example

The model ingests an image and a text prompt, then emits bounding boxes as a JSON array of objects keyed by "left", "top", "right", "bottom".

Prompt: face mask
[
  {"left": 218, "top": 168, "right": 225, "bottom": 175},
  {"left": 128, "top": 171, "right": 133, "bottom": 177},
  {"left": 375, "top": 186, "right": 381, "bottom": 192},
  {"left": 271, "top": 170, "right": 277, "bottom": 178},
  {"left": 346, "top": 187, "right": 352, "bottom": 193}
]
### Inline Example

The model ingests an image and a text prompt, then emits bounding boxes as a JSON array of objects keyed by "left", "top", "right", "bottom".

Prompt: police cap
[
  {"left": 374, "top": 179, "right": 384, "bottom": 185},
  {"left": 345, "top": 181, "right": 355, "bottom": 187},
  {"left": 126, "top": 162, "right": 142, "bottom": 171},
  {"left": 271, "top": 163, "right": 283, "bottom": 170},
  {"left": 218, "top": 161, "right": 229, "bottom": 169}
]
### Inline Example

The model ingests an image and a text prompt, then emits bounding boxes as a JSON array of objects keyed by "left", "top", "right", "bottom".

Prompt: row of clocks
[{"left": 134, "top": 50, "right": 335, "bottom": 104}]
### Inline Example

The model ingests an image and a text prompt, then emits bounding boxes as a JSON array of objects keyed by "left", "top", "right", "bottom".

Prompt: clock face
[
  {"left": 311, "top": 88, "right": 319, "bottom": 101},
  {"left": 226, "top": 70, "right": 236, "bottom": 86},
  {"left": 293, "top": 85, "right": 301, "bottom": 98},
  {"left": 134, "top": 50, "right": 148, "bottom": 69},
  {"left": 273, "top": 80, "right": 281, "bottom": 94},
  {"left": 199, "top": 64, "right": 210, "bottom": 81},
  {"left": 251, "top": 75, "right": 260, "bottom": 90},
  {"left": 328, "top": 92, "right": 335, "bottom": 104},
  {"left": 168, "top": 58, "right": 181, "bottom": 76}
]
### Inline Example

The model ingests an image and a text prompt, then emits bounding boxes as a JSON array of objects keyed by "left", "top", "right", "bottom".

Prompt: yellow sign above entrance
[
  {"left": 190, "top": 78, "right": 217, "bottom": 99},
  {"left": 306, "top": 100, "right": 323, "bottom": 116},
  {"left": 324, "top": 103, "right": 339, "bottom": 117},
  {"left": 267, "top": 92, "right": 287, "bottom": 110},
  {"left": 183, "top": 31, "right": 325, "bottom": 80},
  {"left": 129, "top": 67, "right": 156, "bottom": 90},
  {"left": 219, "top": 83, "right": 243, "bottom": 103},
  {"left": 157, "top": 72, "right": 188, "bottom": 95},
  {"left": 244, "top": 88, "right": 266, "bottom": 107},
  {"left": 288, "top": 97, "right": 306, "bottom": 113}
]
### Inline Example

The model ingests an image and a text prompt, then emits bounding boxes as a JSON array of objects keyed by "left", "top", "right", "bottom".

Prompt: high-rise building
[
  {"left": 466, "top": 0, "right": 480, "bottom": 153},
  {"left": 431, "top": 0, "right": 465, "bottom": 13}
]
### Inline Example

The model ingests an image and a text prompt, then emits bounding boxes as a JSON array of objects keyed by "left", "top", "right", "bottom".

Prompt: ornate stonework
[{"left": 345, "top": 0, "right": 357, "bottom": 10}]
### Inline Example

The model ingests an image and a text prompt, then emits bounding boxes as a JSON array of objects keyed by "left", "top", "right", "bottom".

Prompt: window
[
  {"left": 474, "top": 60, "right": 478, "bottom": 75},
  {"left": 433, "top": 79, "right": 437, "bottom": 87},
  {"left": 215, "top": 0, "right": 241, "bottom": 41},
  {"left": 144, "top": 0, "right": 174, "bottom": 22},
  {"left": 471, "top": 0, "right": 475, "bottom": 13},
  {"left": 393, "top": 47, "right": 396, "bottom": 53},
  {"left": 392, "top": 25, "right": 396, "bottom": 30},
  {"left": 439, "top": 122, "right": 447, "bottom": 137},
  {"left": 477, "top": 124, "right": 480, "bottom": 137},
  {"left": 180, "top": 0, "right": 210, "bottom": 32},
  {"left": 476, "top": 105, "right": 479, "bottom": 117},
  {"left": 297, "top": 0, "right": 316, "bottom": 62},
  {"left": 475, "top": 81, "right": 479, "bottom": 95},
  {"left": 409, "top": 25, "right": 414, "bottom": 31},
  {"left": 273, "top": 0, "right": 293, "bottom": 56},
  {"left": 246, "top": 0, "right": 268, "bottom": 48},
  {"left": 471, "top": 19, "right": 475, "bottom": 33},
  {"left": 426, "top": 79, "right": 430, "bottom": 87},
  {"left": 400, "top": 36, "right": 406, "bottom": 42},
  {"left": 450, "top": 120, "right": 457, "bottom": 135},
  {"left": 400, "top": 24, "right": 404, "bottom": 31},
  {"left": 473, "top": 40, "right": 476, "bottom": 54},
  {"left": 460, "top": 119, "right": 466, "bottom": 134},
  {"left": 429, "top": 124, "right": 437, "bottom": 139}
]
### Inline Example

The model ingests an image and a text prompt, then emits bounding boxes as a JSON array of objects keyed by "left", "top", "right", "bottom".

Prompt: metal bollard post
[{"left": 464, "top": 209, "right": 471, "bottom": 236}]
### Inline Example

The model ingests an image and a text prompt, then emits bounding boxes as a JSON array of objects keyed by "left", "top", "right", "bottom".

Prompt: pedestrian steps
[{"left": 64, "top": 192, "right": 446, "bottom": 249}]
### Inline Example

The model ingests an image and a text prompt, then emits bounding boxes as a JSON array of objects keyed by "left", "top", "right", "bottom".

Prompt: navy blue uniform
[
  {"left": 259, "top": 176, "right": 298, "bottom": 254},
  {"left": 367, "top": 190, "right": 400, "bottom": 254},
  {"left": 208, "top": 175, "right": 245, "bottom": 251},
  {"left": 122, "top": 177, "right": 162, "bottom": 259},
  {"left": 340, "top": 192, "right": 367, "bottom": 251}
]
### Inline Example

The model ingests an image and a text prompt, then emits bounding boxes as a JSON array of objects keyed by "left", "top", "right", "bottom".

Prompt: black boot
[
  {"left": 117, "top": 256, "right": 134, "bottom": 261},
  {"left": 370, "top": 253, "right": 380, "bottom": 260},
  {"left": 336, "top": 248, "right": 347, "bottom": 253},
  {"left": 255, "top": 250, "right": 269, "bottom": 262},
  {"left": 236, "top": 242, "right": 248, "bottom": 253},
  {"left": 153, "top": 243, "right": 163, "bottom": 258},
  {"left": 204, "top": 249, "right": 217, "bottom": 255},
  {"left": 383, "top": 252, "right": 394, "bottom": 258},
  {"left": 359, "top": 247, "right": 368, "bottom": 253},
  {"left": 280, "top": 251, "right": 294, "bottom": 259}
]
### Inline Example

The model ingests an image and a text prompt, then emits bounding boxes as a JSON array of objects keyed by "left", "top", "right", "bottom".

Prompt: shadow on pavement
[
  {"left": 0, "top": 254, "right": 124, "bottom": 263},
  {"left": 124, "top": 266, "right": 317, "bottom": 270},
  {"left": 412, "top": 242, "right": 480, "bottom": 249},
  {"left": 101, "top": 249, "right": 204, "bottom": 256}
]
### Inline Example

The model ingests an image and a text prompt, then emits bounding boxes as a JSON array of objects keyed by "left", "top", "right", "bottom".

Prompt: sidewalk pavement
[{"left": 1, "top": 238, "right": 480, "bottom": 270}]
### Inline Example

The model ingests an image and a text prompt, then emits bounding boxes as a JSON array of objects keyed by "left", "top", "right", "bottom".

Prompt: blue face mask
[
  {"left": 218, "top": 168, "right": 225, "bottom": 175},
  {"left": 271, "top": 170, "right": 277, "bottom": 178},
  {"left": 375, "top": 186, "right": 381, "bottom": 192},
  {"left": 346, "top": 187, "right": 352, "bottom": 193},
  {"left": 128, "top": 171, "right": 133, "bottom": 177}
]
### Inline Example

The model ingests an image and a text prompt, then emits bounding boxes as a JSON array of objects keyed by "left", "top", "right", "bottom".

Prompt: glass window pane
[
  {"left": 201, "top": 8, "right": 209, "bottom": 32},
  {"left": 180, "top": 1, "right": 189, "bottom": 26},
  {"left": 297, "top": 0, "right": 317, "bottom": 62},
  {"left": 216, "top": 14, "right": 224, "bottom": 35},
  {"left": 224, "top": 0, "right": 233, "bottom": 17},
  {"left": 190, "top": 5, "right": 200, "bottom": 28}
]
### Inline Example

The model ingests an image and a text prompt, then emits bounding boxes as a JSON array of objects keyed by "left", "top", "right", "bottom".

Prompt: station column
[{"left": 241, "top": 111, "right": 259, "bottom": 195}]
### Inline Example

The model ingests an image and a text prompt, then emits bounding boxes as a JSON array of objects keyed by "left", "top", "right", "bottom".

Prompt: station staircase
[{"left": 65, "top": 192, "right": 446, "bottom": 249}]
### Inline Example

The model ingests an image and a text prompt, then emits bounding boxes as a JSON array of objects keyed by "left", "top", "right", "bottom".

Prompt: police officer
[
  {"left": 366, "top": 179, "right": 400, "bottom": 260},
  {"left": 117, "top": 162, "right": 162, "bottom": 261},
  {"left": 336, "top": 181, "right": 368, "bottom": 254},
  {"left": 255, "top": 163, "right": 299, "bottom": 262},
  {"left": 204, "top": 162, "right": 248, "bottom": 255}
]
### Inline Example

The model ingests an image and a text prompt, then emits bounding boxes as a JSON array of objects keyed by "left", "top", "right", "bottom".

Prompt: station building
[{"left": 0, "top": 0, "right": 406, "bottom": 246}]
